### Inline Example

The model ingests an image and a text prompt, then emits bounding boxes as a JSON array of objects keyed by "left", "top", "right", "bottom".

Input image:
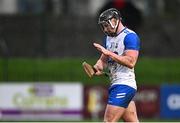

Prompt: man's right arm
[{"left": 93, "top": 54, "right": 107, "bottom": 75}]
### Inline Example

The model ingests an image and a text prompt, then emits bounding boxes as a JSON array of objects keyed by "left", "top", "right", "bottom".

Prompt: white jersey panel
[{"left": 105, "top": 28, "right": 138, "bottom": 89}]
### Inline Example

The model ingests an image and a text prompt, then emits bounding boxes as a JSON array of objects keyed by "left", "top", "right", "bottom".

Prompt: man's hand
[
  {"left": 93, "top": 43, "right": 110, "bottom": 56},
  {"left": 93, "top": 64, "right": 104, "bottom": 76}
]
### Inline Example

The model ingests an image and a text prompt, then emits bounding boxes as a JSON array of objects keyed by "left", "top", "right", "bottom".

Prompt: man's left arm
[
  {"left": 93, "top": 44, "right": 138, "bottom": 69},
  {"left": 93, "top": 33, "right": 140, "bottom": 69},
  {"left": 108, "top": 50, "right": 139, "bottom": 69}
]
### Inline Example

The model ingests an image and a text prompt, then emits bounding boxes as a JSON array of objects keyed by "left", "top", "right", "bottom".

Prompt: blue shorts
[{"left": 108, "top": 84, "right": 136, "bottom": 108}]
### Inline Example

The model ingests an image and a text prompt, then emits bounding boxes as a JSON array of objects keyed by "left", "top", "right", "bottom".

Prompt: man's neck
[{"left": 117, "top": 23, "right": 125, "bottom": 33}]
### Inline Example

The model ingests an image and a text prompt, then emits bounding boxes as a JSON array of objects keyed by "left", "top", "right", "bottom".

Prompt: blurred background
[{"left": 0, "top": 0, "right": 180, "bottom": 122}]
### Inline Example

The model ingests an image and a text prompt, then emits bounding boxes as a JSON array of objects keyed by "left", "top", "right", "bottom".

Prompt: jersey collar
[{"left": 117, "top": 27, "right": 127, "bottom": 36}]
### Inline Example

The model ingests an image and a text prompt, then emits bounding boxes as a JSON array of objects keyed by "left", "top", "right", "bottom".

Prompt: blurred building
[
  {"left": 0, "top": 0, "right": 180, "bottom": 57},
  {"left": 0, "top": 0, "right": 18, "bottom": 14}
]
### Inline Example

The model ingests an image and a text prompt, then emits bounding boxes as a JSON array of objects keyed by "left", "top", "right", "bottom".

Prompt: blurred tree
[
  {"left": 164, "top": 0, "right": 180, "bottom": 17},
  {"left": 18, "top": 0, "right": 44, "bottom": 14}
]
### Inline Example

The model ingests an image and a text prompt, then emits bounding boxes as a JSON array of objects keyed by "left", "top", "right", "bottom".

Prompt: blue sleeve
[
  {"left": 102, "top": 36, "right": 107, "bottom": 49},
  {"left": 124, "top": 33, "right": 140, "bottom": 50}
]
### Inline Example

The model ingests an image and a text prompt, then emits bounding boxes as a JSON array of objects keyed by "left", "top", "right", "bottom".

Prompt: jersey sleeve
[{"left": 124, "top": 33, "right": 140, "bottom": 51}]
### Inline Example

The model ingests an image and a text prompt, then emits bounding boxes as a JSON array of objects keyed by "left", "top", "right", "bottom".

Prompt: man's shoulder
[{"left": 124, "top": 28, "right": 136, "bottom": 35}]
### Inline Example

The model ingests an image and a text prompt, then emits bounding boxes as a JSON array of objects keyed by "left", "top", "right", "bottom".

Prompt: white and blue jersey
[
  {"left": 103, "top": 27, "right": 140, "bottom": 90},
  {"left": 103, "top": 27, "right": 140, "bottom": 108}
]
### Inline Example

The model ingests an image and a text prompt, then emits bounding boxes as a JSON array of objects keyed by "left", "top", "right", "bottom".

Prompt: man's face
[{"left": 100, "top": 18, "right": 118, "bottom": 36}]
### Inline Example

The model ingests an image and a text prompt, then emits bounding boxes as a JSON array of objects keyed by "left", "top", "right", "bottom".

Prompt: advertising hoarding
[
  {"left": 0, "top": 82, "right": 83, "bottom": 121},
  {"left": 160, "top": 84, "right": 180, "bottom": 118},
  {"left": 83, "top": 85, "right": 108, "bottom": 120},
  {"left": 134, "top": 86, "right": 160, "bottom": 118}
]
